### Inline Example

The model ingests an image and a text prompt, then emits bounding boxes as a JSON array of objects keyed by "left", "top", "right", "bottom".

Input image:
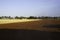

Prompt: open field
[
  {"left": 0, "top": 19, "right": 60, "bottom": 32},
  {"left": 0, "top": 19, "right": 40, "bottom": 24}
]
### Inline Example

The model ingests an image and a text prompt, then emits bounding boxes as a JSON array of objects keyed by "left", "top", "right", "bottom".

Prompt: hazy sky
[{"left": 0, "top": 0, "right": 60, "bottom": 17}]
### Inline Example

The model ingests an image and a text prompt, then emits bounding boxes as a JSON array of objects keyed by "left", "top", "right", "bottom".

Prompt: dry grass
[
  {"left": 0, "top": 19, "right": 40, "bottom": 24},
  {"left": 0, "top": 19, "right": 60, "bottom": 32}
]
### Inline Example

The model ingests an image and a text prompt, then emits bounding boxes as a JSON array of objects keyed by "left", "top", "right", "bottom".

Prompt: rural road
[{"left": 0, "top": 29, "right": 60, "bottom": 40}]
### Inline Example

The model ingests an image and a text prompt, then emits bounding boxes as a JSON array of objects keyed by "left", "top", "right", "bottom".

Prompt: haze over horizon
[{"left": 0, "top": 0, "right": 60, "bottom": 17}]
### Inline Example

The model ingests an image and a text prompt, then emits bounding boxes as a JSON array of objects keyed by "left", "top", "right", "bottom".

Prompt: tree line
[{"left": 0, "top": 16, "right": 60, "bottom": 19}]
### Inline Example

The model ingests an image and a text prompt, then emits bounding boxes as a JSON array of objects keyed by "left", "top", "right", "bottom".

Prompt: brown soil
[{"left": 0, "top": 19, "right": 60, "bottom": 32}]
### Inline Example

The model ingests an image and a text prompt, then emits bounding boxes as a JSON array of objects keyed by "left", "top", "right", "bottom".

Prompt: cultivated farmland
[{"left": 0, "top": 19, "right": 60, "bottom": 32}]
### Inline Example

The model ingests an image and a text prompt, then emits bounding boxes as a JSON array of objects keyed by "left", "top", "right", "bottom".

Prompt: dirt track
[{"left": 0, "top": 19, "right": 60, "bottom": 32}]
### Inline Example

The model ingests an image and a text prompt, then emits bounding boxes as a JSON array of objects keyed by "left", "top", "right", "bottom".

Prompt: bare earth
[{"left": 0, "top": 19, "right": 60, "bottom": 32}]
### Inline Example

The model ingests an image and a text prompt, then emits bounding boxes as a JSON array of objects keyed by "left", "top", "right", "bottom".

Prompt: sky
[{"left": 0, "top": 0, "right": 60, "bottom": 17}]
